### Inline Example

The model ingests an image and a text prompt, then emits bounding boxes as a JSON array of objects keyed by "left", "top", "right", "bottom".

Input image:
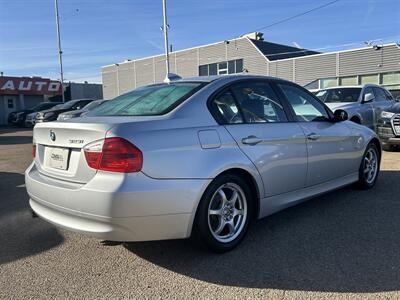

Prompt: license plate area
[{"left": 45, "top": 146, "right": 70, "bottom": 170}]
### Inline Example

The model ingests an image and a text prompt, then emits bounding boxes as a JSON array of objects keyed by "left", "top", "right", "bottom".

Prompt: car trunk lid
[{"left": 33, "top": 121, "right": 113, "bottom": 183}]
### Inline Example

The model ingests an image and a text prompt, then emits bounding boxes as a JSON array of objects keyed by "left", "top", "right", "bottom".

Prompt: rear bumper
[{"left": 25, "top": 163, "right": 211, "bottom": 241}]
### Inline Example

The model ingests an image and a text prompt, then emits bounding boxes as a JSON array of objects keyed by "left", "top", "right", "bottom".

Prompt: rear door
[
  {"left": 209, "top": 80, "right": 308, "bottom": 197},
  {"left": 276, "top": 82, "right": 360, "bottom": 187}
]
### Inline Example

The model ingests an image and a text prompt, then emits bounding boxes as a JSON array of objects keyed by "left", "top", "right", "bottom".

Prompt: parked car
[
  {"left": 26, "top": 75, "right": 381, "bottom": 253},
  {"left": 35, "top": 99, "right": 94, "bottom": 123},
  {"left": 25, "top": 104, "right": 65, "bottom": 127},
  {"left": 7, "top": 102, "right": 62, "bottom": 126},
  {"left": 57, "top": 99, "right": 107, "bottom": 121},
  {"left": 377, "top": 102, "right": 400, "bottom": 151},
  {"left": 315, "top": 84, "right": 394, "bottom": 131}
]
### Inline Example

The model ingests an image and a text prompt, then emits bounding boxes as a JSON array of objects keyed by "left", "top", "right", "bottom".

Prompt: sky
[{"left": 0, "top": 0, "right": 399, "bottom": 83}]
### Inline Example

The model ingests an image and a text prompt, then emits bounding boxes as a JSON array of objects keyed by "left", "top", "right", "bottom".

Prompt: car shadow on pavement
[
  {"left": 0, "top": 172, "right": 64, "bottom": 265},
  {"left": 125, "top": 170, "right": 400, "bottom": 293}
]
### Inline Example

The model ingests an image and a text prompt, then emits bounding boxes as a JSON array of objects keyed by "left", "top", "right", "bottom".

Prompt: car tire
[
  {"left": 357, "top": 143, "right": 380, "bottom": 189},
  {"left": 192, "top": 173, "right": 253, "bottom": 253}
]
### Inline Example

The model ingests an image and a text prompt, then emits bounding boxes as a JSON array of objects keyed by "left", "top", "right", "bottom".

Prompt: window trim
[{"left": 207, "top": 78, "right": 293, "bottom": 125}]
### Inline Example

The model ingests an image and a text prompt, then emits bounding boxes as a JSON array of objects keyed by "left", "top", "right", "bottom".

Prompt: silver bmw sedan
[{"left": 26, "top": 75, "right": 381, "bottom": 252}]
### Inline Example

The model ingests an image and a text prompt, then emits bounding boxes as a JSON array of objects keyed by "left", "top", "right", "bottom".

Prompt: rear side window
[
  {"left": 230, "top": 81, "right": 288, "bottom": 123},
  {"left": 211, "top": 91, "right": 243, "bottom": 124},
  {"left": 89, "top": 82, "right": 205, "bottom": 116}
]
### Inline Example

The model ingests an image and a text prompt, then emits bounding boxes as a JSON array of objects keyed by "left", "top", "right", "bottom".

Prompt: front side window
[
  {"left": 279, "top": 83, "right": 330, "bottom": 122},
  {"left": 373, "top": 87, "right": 389, "bottom": 102},
  {"left": 89, "top": 82, "right": 204, "bottom": 116}
]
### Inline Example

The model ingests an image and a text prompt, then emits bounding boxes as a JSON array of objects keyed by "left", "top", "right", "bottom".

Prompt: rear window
[{"left": 88, "top": 82, "right": 205, "bottom": 116}]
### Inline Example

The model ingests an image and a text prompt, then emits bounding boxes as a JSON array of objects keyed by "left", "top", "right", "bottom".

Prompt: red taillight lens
[
  {"left": 84, "top": 137, "right": 143, "bottom": 173},
  {"left": 32, "top": 144, "right": 36, "bottom": 158}
]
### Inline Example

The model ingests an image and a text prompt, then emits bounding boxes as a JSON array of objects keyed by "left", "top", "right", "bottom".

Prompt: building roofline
[
  {"left": 102, "top": 36, "right": 249, "bottom": 69},
  {"left": 244, "top": 37, "right": 271, "bottom": 63},
  {"left": 268, "top": 43, "right": 398, "bottom": 63}
]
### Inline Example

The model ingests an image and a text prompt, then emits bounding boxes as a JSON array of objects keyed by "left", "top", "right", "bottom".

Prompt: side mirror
[
  {"left": 333, "top": 109, "right": 348, "bottom": 122},
  {"left": 363, "top": 93, "right": 374, "bottom": 103}
]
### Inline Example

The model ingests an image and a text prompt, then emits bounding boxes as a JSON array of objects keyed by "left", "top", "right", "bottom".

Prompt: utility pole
[
  {"left": 162, "top": 0, "right": 171, "bottom": 83},
  {"left": 54, "top": 0, "right": 65, "bottom": 102}
]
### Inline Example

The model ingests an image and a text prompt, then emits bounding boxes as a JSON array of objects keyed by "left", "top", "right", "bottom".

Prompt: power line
[{"left": 252, "top": 0, "right": 341, "bottom": 32}]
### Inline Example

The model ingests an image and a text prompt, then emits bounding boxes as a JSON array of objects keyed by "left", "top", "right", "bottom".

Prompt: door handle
[
  {"left": 307, "top": 133, "right": 321, "bottom": 141},
  {"left": 242, "top": 135, "right": 263, "bottom": 145}
]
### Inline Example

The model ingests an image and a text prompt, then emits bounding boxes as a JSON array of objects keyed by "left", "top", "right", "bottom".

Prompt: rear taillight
[
  {"left": 84, "top": 137, "right": 143, "bottom": 173},
  {"left": 32, "top": 144, "right": 36, "bottom": 158}
]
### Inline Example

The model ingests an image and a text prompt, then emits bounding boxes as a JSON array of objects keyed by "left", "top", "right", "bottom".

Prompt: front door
[
  {"left": 3, "top": 96, "right": 17, "bottom": 125},
  {"left": 209, "top": 80, "right": 308, "bottom": 197},
  {"left": 276, "top": 82, "right": 360, "bottom": 186}
]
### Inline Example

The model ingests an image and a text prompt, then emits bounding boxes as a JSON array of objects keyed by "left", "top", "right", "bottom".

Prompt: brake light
[
  {"left": 32, "top": 144, "right": 36, "bottom": 158},
  {"left": 84, "top": 137, "right": 143, "bottom": 173}
]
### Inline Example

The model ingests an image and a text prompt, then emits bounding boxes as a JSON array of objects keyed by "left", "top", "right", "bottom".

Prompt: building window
[
  {"left": 360, "top": 74, "right": 379, "bottom": 85},
  {"left": 320, "top": 78, "right": 338, "bottom": 89},
  {"left": 199, "top": 65, "right": 208, "bottom": 76},
  {"left": 340, "top": 76, "right": 358, "bottom": 86},
  {"left": 382, "top": 72, "right": 400, "bottom": 85},
  {"left": 199, "top": 59, "right": 243, "bottom": 76}
]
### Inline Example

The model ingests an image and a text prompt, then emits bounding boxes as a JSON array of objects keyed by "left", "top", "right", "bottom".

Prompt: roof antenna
[{"left": 161, "top": 0, "right": 180, "bottom": 83}]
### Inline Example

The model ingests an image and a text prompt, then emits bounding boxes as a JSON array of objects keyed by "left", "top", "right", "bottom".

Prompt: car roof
[{"left": 175, "top": 74, "right": 282, "bottom": 83}]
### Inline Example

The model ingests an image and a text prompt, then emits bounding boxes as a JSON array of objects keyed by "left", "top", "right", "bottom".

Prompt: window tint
[
  {"left": 278, "top": 83, "right": 330, "bottom": 122},
  {"left": 89, "top": 82, "right": 204, "bottom": 116},
  {"left": 211, "top": 91, "right": 243, "bottom": 124},
  {"left": 231, "top": 81, "right": 288, "bottom": 123},
  {"left": 373, "top": 87, "right": 389, "bottom": 101}
]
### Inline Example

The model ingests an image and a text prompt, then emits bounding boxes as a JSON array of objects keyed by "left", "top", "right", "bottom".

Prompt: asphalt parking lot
[{"left": 1, "top": 128, "right": 400, "bottom": 299}]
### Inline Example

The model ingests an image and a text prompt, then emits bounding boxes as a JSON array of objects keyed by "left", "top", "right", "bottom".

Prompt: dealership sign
[{"left": 0, "top": 76, "right": 62, "bottom": 96}]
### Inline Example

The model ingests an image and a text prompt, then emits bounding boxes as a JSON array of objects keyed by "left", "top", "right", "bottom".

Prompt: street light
[{"left": 54, "top": 0, "right": 65, "bottom": 102}]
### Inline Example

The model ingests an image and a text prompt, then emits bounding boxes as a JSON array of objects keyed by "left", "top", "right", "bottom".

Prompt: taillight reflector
[{"left": 84, "top": 137, "right": 143, "bottom": 173}]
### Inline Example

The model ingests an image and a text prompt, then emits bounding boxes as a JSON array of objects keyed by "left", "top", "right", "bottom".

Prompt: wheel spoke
[
  {"left": 226, "top": 220, "right": 235, "bottom": 236},
  {"left": 209, "top": 209, "right": 222, "bottom": 216},
  {"left": 228, "top": 191, "right": 239, "bottom": 205},
  {"left": 214, "top": 218, "right": 226, "bottom": 235},
  {"left": 233, "top": 208, "right": 244, "bottom": 217},
  {"left": 218, "top": 189, "right": 228, "bottom": 206}
]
